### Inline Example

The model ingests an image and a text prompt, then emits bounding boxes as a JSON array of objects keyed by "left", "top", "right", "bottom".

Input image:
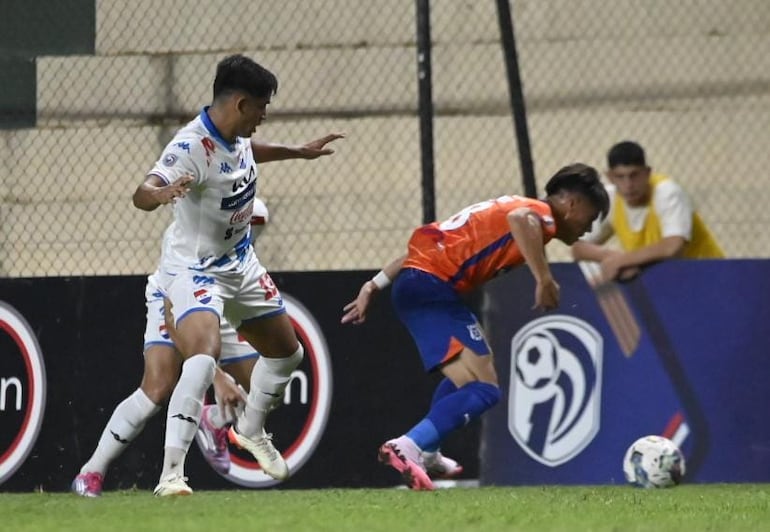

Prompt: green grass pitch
[{"left": 2, "top": 485, "right": 770, "bottom": 531}]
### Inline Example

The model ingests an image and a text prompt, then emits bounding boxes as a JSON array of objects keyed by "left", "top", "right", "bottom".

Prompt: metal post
[
  {"left": 415, "top": 0, "right": 436, "bottom": 223},
  {"left": 496, "top": 0, "right": 537, "bottom": 198}
]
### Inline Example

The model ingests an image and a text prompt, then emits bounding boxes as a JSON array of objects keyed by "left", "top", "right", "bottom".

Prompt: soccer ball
[{"left": 623, "top": 435, "right": 685, "bottom": 488}]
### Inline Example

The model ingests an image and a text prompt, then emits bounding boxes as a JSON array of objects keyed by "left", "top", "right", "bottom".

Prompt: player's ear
[{"left": 234, "top": 94, "right": 248, "bottom": 115}]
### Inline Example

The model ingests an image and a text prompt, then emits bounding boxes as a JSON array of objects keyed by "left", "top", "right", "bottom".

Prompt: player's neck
[{"left": 206, "top": 105, "right": 238, "bottom": 144}]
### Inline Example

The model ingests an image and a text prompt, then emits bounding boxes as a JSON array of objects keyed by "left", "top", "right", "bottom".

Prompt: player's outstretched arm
[
  {"left": 132, "top": 174, "right": 193, "bottom": 211},
  {"left": 571, "top": 240, "right": 617, "bottom": 263},
  {"left": 341, "top": 254, "right": 406, "bottom": 325},
  {"left": 507, "top": 208, "right": 560, "bottom": 310},
  {"left": 599, "top": 236, "right": 686, "bottom": 282},
  {"left": 251, "top": 133, "right": 345, "bottom": 163}
]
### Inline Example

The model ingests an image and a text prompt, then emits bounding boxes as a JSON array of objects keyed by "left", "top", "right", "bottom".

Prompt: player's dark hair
[
  {"left": 607, "top": 140, "right": 646, "bottom": 168},
  {"left": 213, "top": 54, "right": 278, "bottom": 100},
  {"left": 545, "top": 163, "right": 610, "bottom": 220}
]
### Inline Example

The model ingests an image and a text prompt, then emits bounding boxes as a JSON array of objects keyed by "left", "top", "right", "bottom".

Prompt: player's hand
[
  {"left": 213, "top": 371, "right": 247, "bottom": 424},
  {"left": 599, "top": 254, "right": 626, "bottom": 283},
  {"left": 299, "top": 133, "right": 346, "bottom": 159},
  {"left": 341, "top": 281, "right": 377, "bottom": 325},
  {"left": 617, "top": 265, "right": 642, "bottom": 283},
  {"left": 533, "top": 277, "right": 560, "bottom": 311},
  {"left": 153, "top": 175, "right": 193, "bottom": 205}
]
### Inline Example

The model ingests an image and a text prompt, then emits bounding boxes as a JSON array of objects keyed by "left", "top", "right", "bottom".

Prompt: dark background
[{"left": 0, "top": 272, "right": 480, "bottom": 492}]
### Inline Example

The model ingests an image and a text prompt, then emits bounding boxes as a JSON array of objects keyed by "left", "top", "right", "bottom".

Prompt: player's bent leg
[
  {"left": 159, "top": 353, "right": 216, "bottom": 487},
  {"left": 227, "top": 314, "right": 301, "bottom": 480},
  {"left": 393, "top": 349, "right": 499, "bottom": 486},
  {"left": 418, "top": 377, "right": 464, "bottom": 479},
  {"left": 237, "top": 315, "right": 301, "bottom": 431},
  {"left": 378, "top": 436, "right": 434, "bottom": 491},
  {"left": 72, "top": 345, "right": 178, "bottom": 497}
]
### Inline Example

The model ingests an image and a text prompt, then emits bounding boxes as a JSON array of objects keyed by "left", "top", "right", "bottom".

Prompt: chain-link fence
[{"left": 1, "top": 0, "right": 769, "bottom": 277}]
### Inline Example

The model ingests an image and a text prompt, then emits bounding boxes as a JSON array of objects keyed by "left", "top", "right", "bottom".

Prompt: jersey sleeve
[
  {"left": 503, "top": 197, "right": 557, "bottom": 240},
  {"left": 147, "top": 137, "right": 208, "bottom": 186},
  {"left": 654, "top": 180, "right": 693, "bottom": 240}
]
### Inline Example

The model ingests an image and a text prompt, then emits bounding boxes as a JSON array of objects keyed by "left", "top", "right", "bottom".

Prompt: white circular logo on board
[{"left": 0, "top": 302, "right": 47, "bottom": 485}]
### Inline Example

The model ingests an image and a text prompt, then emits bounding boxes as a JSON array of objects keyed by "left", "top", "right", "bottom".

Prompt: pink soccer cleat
[
  {"left": 71, "top": 472, "right": 104, "bottom": 497},
  {"left": 378, "top": 436, "right": 434, "bottom": 491},
  {"left": 195, "top": 404, "right": 231, "bottom": 475}
]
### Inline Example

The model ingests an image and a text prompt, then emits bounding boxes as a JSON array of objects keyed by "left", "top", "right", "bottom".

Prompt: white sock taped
[
  {"left": 162, "top": 355, "right": 215, "bottom": 476},
  {"left": 237, "top": 345, "right": 303, "bottom": 437}
]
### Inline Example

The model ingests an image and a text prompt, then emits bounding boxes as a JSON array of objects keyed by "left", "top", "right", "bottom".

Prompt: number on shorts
[{"left": 259, "top": 273, "right": 279, "bottom": 300}]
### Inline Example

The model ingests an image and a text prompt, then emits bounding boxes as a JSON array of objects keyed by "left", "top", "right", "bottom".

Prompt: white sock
[
  {"left": 80, "top": 388, "right": 160, "bottom": 475},
  {"left": 160, "top": 354, "right": 215, "bottom": 478},
  {"left": 236, "top": 346, "right": 303, "bottom": 438}
]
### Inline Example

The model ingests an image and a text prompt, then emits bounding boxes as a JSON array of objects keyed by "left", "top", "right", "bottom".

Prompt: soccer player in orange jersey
[{"left": 342, "top": 163, "right": 609, "bottom": 490}]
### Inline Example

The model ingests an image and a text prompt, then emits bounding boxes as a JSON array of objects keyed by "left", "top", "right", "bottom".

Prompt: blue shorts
[{"left": 392, "top": 268, "right": 490, "bottom": 372}]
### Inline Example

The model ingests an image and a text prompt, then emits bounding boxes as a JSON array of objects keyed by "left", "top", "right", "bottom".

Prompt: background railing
[{"left": 2, "top": 0, "right": 769, "bottom": 276}]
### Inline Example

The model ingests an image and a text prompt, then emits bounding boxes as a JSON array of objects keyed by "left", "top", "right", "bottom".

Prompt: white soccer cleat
[
  {"left": 422, "top": 450, "right": 464, "bottom": 479},
  {"left": 153, "top": 473, "right": 193, "bottom": 497},
  {"left": 228, "top": 427, "right": 289, "bottom": 480}
]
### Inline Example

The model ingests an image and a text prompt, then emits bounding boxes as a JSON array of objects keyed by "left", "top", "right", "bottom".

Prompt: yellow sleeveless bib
[{"left": 612, "top": 174, "right": 724, "bottom": 258}]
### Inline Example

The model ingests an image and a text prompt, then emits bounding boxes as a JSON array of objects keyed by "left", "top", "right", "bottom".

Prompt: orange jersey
[{"left": 403, "top": 195, "right": 557, "bottom": 294}]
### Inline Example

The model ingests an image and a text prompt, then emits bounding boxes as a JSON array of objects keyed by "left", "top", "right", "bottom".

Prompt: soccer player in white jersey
[
  {"left": 132, "top": 54, "right": 343, "bottom": 496},
  {"left": 71, "top": 200, "right": 271, "bottom": 497}
]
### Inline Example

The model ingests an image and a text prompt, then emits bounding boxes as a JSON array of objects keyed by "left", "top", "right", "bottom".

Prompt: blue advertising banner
[{"left": 481, "top": 259, "right": 770, "bottom": 485}]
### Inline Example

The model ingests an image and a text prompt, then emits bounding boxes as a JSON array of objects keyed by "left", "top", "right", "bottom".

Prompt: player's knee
[
  {"left": 140, "top": 375, "right": 176, "bottom": 404},
  {"left": 470, "top": 381, "right": 501, "bottom": 409}
]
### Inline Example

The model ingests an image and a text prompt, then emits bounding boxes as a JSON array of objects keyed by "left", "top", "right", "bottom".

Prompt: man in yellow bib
[{"left": 572, "top": 141, "right": 723, "bottom": 282}]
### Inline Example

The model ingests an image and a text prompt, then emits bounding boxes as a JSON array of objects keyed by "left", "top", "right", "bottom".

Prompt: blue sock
[
  {"left": 419, "top": 379, "right": 459, "bottom": 452},
  {"left": 406, "top": 381, "right": 501, "bottom": 451},
  {"left": 432, "top": 378, "right": 458, "bottom": 405}
]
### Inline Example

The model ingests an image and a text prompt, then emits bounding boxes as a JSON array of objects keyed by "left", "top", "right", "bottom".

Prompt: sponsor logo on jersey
[
  {"left": 201, "top": 137, "right": 216, "bottom": 158},
  {"left": 229, "top": 204, "right": 253, "bottom": 225},
  {"left": 194, "top": 289, "right": 212, "bottom": 305},
  {"left": 162, "top": 153, "right": 178, "bottom": 167},
  {"left": 508, "top": 315, "right": 602, "bottom": 466},
  {"left": 221, "top": 181, "right": 256, "bottom": 211},
  {"left": 175, "top": 142, "right": 191, "bottom": 153},
  {"left": 231, "top": 173, "right": 253, "bottom": 193},
  {"left": 220, "top": 162, "right": 233, "bottom": 174},
  {"left": 0, "top": 303, "right": 46, "bottom": 485},
  {"left": 210, "top": 293, "right": 333, "bottom": 488}
]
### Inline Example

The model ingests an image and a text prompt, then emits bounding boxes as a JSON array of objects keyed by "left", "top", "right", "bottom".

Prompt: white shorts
[
  {"left": 143, "top": 272, "right": 258, "bottom": 364},
  {"left": 159, "top": 254, "right": 285, "bottom": 331}
]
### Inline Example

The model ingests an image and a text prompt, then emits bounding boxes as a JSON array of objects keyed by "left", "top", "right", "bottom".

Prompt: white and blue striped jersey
[{"left": 149, "top": 107, "right": 258, "bottom": 272}]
